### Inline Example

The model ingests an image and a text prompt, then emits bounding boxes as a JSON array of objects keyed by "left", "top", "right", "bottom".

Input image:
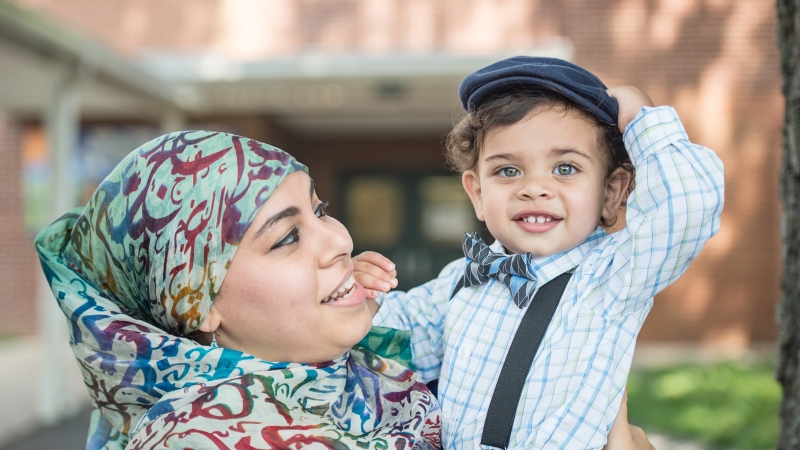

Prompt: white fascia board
[
  {"left": 142, "top": 38, "right": 574, "bottom": 83},
  {"left": 0, "top": 0, "right": 178, "bottom": 108}
]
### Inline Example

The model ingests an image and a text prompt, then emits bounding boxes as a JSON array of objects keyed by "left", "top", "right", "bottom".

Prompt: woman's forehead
[{"left": 248, "top": 171, "right": 315, "bottom": 237}]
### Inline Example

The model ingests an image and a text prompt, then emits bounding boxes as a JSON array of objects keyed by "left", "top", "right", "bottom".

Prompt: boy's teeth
[{"left": 521, "top": 215, "right": 554, "bottom": 223}]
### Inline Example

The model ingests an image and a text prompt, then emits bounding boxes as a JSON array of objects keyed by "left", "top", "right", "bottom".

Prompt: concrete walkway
[
  {"left": 0, "top": 337, "right": 89, "bottom": 448},
  {"left": 0, "top": 408, "right": 89, "bottom": 450}
]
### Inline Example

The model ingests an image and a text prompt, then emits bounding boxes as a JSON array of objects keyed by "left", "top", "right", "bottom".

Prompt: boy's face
[{"left": 462, "top": 108, "right": 629, "bottom": 257}]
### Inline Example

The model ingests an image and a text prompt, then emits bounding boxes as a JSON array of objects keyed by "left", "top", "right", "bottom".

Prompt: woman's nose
[{"left": 315, "top": 218, "right": 353, "bottom": 267}]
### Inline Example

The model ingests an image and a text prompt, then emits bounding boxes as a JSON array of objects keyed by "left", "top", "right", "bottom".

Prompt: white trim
[{"left": 142, "top": 38, "right": 574, "bottom": 82}]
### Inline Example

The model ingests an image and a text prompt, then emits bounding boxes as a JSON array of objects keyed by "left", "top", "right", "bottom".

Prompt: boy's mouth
[
  {"left": 520, "top": 215, "right": 553, "bottom": 223},
  {"left": 513, "top": 211, "right": 561, "bottom": 233}
]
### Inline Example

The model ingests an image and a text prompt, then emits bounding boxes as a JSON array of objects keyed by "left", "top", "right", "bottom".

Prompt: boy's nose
[{"left": 518, "top": 177, "right": 553, "bottom": 199}]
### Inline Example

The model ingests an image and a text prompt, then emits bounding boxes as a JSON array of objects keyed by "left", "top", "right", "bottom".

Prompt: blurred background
[{"left": 0, "top": 0, "right": 782, "bottom": 448}]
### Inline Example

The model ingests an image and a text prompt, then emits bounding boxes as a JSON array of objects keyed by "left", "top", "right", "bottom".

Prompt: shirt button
[
  {"left": 490, "top": 283, "right": 505, "bottom": 296},
  {"left": 458, "top": 345, "right": 470, "bottom": 359}
]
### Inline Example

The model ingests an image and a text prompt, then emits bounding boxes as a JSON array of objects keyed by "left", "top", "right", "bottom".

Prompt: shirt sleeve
[
  {"left": 372, "top": 258, "right": 465, "bottom": 383},
  {"left": 587, "top": 105, "right": 725, "bottom": 316}
]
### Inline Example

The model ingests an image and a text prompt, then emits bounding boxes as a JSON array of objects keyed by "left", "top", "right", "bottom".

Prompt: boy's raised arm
[{"left": 601, "top": 87, "right": 725, "bottom": 312}]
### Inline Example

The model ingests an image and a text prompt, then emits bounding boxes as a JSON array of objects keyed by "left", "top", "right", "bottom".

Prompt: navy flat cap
[{"left": 459, "top": 56, "right": 618, "bottom": 125}]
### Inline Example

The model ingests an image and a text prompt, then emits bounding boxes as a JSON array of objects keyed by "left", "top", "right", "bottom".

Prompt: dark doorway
[{"left": 341, "top": 171, "right": 484, "bottom": 290}]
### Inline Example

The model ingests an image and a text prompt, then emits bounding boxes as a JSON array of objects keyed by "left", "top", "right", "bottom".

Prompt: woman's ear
[
  {"left": 601, "top": 168, "right": 633, "bottom": 229},
  {"left": 462, "top": 170, "right": 485, "bottom": 221},
  {"left": 200, "top": 303, "right": 222, "bottom": 333}
]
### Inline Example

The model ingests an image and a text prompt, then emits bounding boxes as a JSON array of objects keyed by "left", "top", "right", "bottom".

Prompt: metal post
[{"left": 38, "top": 70, "right": 80, "bottom": 425}]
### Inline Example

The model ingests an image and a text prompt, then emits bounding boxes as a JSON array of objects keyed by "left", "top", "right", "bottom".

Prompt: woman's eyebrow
[{"left": 254, "top": 207, "right": 300, "bottom": 239}]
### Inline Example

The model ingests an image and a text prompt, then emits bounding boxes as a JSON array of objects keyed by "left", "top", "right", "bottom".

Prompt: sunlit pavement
[{"left": 0, "top": 409, "right": 89, "bottom": 450}]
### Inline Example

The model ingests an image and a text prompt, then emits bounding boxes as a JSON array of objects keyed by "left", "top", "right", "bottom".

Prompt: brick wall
[
  {"left": 8, "top": 0, "right": 784, "bottom": 346},
  {"left": 0, "top": 114, "right": 37, "bottom": 336}
]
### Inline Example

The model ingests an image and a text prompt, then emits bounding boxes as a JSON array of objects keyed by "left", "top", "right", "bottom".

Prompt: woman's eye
[
  {"left": 315, "top": 202, "right": 329, "bottom": 218},
  {"left": 499, "top": 167, "right": 520, "bottom": 177},
  {"left": 554, "top": 165, "right": 576, "bottom": 176},
  {"left": 271, "top": 228, "right": 300, "bottom": 250}
]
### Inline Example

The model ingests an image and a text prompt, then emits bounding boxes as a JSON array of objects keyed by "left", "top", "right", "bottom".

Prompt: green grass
[{"left": 627, "top": 363, "right": 781, "bottom": 449}]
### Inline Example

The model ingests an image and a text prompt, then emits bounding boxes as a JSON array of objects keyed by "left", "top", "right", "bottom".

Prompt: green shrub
[{"left": 626, "top": 363, "right": 780, "bottom": 450}]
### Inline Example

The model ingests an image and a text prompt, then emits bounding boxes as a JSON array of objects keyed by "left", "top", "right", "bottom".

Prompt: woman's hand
[
  {"left": 606, "top": 86, "right": 655, "bottom": 134},
  {"left": 353, "top": 251, "right": 398, "bottom": 300},
  {"left": 604, "top": 390, "right": 656, "bottom": 450}
]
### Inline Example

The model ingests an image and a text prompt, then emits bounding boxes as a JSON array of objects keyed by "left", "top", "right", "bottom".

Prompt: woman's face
[{"left": 209, "top": 171, "right": 372, "bottom": 364}]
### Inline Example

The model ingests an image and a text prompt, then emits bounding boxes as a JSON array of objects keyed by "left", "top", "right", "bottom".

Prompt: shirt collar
[{"left": 489, "top": 227, "right": 606, "bottom": 286}]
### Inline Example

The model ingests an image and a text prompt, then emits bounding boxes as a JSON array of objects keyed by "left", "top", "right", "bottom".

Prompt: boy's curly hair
[{"left": 445, "top": 88, "right": 635, "bottom": 214}]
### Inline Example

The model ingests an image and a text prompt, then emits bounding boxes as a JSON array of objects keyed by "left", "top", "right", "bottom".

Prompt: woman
[
  {"left": 35, "top": 131, "right": 653, "bottom": 450},
  {"left": 36, "top": 131, "right": 439, "bottom": 450}
]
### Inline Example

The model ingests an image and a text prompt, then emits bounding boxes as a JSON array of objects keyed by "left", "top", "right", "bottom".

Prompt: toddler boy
[{"left": 355, "top": 57, "right": 724, "bottom": 449}]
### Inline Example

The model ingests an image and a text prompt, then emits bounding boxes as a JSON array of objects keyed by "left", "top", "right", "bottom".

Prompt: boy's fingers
[
  {"left": 353, "top": 272, "right": 393, "bottom": 293},
  {"left": 629, "top": 426, "right": 656, "bottom": 450},
  {"left": 354, "top": 251, "right": 396, "bottom": 272},
  {"left": 354, "top": 260, "right": 398, "bottom": 286}
]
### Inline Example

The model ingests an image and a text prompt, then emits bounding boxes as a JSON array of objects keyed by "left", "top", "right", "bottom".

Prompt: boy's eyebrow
[
  {"left": 484, "top": 153, "right": 517, "bottom": 163},
  {"left": 253, "top": 177, "right": 316, "bottom": 240},
  {"left": 552, "top": 148, "right": 593, "bottom": 162}
]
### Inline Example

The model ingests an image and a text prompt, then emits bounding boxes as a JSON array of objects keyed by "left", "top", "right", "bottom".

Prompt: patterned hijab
[{"left": 35, "top": 131, "right": 440, "bottom": 449}]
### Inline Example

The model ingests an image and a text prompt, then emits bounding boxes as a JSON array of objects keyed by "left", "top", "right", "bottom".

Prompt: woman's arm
[{"left": 604, "top": 390, "right": 656, "bottom": 450}]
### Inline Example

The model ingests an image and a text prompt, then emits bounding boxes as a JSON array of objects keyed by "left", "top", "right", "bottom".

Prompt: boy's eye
[
  {"left": 499, "top": 167, "right": 520, "bottom": 177},
  {"left": 315, "top": 201, "right": 329, "bottom": 218},
  {"left": 271, "top": 228, "right": 300, "bottom": 250},
  {"left": 554, "top": 165, "right": 576, "bottom": 176}
]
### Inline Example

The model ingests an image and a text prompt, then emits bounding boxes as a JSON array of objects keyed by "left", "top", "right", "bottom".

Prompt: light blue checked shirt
[{"left": 373, "top": 106, "right": 724, "bottom": 449}]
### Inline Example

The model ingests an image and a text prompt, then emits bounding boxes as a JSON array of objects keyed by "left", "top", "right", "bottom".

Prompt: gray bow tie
[{"left": 453, "top": 232, "right": 538, "bottom": 308}]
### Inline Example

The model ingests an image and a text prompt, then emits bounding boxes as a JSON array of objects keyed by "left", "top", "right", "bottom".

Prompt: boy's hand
[
  {"left": 353, "top": 251, "right": 398, "bottom": 299},
  {"left": 607, "top": 86, "right": 655, "bottom": 134}
]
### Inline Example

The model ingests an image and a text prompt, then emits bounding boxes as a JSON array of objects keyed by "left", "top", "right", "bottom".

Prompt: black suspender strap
[{"left": 480, "top": 271, "right": 573, "bottom": 449}]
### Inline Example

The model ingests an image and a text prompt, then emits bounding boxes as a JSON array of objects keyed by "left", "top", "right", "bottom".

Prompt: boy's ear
[
  {"left": 462, "top": 170, "right": 485, "bottom": 221},
  {"left": 601, "top": 168, "right": 632, "bottom": 229}
]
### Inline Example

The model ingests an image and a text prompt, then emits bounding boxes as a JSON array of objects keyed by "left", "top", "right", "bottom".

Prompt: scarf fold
[{"left": 35, "top": 131, "right": 439, "bottom": 450}]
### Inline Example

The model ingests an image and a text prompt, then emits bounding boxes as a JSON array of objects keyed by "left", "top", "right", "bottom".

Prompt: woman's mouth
[{"left": 321, "top": 275, "right": 357, "bottom": 304}]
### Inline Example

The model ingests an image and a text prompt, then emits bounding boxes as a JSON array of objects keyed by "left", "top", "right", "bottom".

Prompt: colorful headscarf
[{"left": 35, "top": 131, "right": 440, "bottom": 449}]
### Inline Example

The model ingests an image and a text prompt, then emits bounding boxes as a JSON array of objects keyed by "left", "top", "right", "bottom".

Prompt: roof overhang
[
  {"left": 0, "top": 0, "right": 180, "bottom": 120},
  {"left": 142, "top": 39, "right": 574, "bottom": 136}
]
